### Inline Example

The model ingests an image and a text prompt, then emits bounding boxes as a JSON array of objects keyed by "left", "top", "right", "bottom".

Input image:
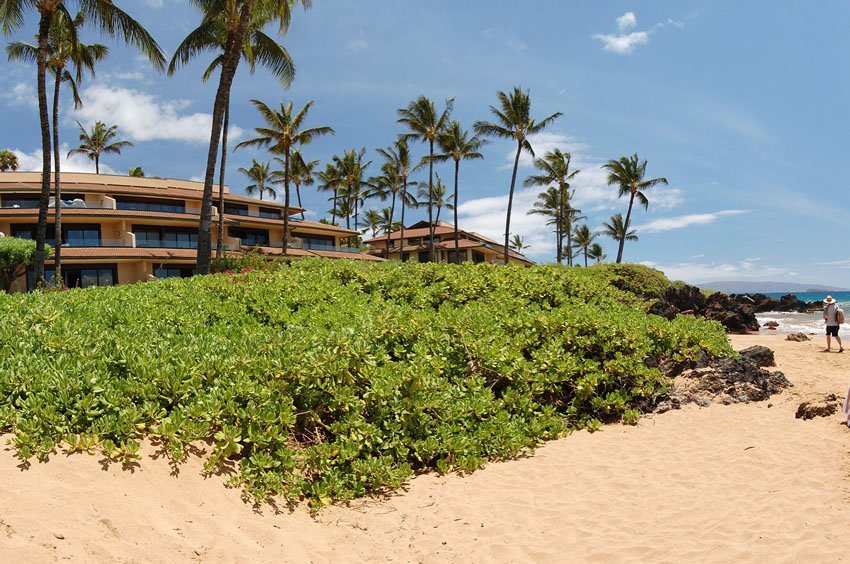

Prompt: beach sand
[{"left": 1, "top": 334, "right": 849, "bottom": 562}]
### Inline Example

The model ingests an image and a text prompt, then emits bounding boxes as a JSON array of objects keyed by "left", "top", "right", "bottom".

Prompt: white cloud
[
  {"left": 4, "top": 82, "right": 36, "bottom": 108},
  {"left": 346, "top": 38, "right": 369, "bottom": 53},
  {"left": 640, "top": 259, "right": 799, "bottom": 285},
  {"left": 593, "top": 12, "right": 685, "bottom": 55},
  {"left": 145, "top": 0, "right": 164, "bottom": 7},
  {"left": 73, "top": 84, "right": 242, "bottom": 144},
  {"left": 11, "top": 145, "right": 116, "bottom": 174},
  {"left": 616, "top": 12, "right": 637, "bottom": 31},
  {"left": 593, "top": 31, "right": 650, "bottom": 55},
  {"left": 634, "top": 210, "right": 749, "bottom": 233}
]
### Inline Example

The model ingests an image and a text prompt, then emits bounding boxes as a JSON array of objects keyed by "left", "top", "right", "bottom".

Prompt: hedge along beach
[{"left": 0, "top": 333, "right": 847, "bottom": 562}]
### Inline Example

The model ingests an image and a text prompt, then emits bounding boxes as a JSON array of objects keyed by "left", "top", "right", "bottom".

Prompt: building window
[
  {"left": 298, "top": 234, "right": 335, "bottom": 250},
  {"left": 229, "top": 227, "right": 270, "bottom": 246},
  {"left": 27, "top": 264, "right": 117, "bottom": 291},
  {"left": 224, "top": 203, "right": 249, "bottom": 216},
  {"left": 401, "top": 252, "right": 410, "bottom": 262},
  {"left": 155, "top": 265, "right": 196, "bottom": 279},
  {"left": 116, "top": 197, "right": 186, "bottom": 214},
  {"left": 259, "top": 206, "right": 281, "bottom": 219},
  {"left": 418, "top": 251, "right": 430, "bottom": 263},
  {"left": 13, "top": 224, "right": 101, "bottom": 246},
  {"left": 133, "top": 225, "right": 198, "bottom": 248},
  {"left": 472, "top": 251, "right": 486, "bottom": 264},
  {"left": 447, "top": 250, "right": 466, "bottom": 264}
]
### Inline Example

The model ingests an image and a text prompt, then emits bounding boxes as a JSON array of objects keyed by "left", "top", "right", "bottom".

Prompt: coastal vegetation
[{"left": 0, "top": 260, "right": 731, "bottom": 506}]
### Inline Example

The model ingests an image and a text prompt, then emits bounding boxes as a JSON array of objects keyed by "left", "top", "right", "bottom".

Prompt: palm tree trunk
[
  {"left": 556, "top": 186, "right": 563, "bottom": 265},
  {"left": 400, "top": 178, "right": 407, "bottom": 259},
  {"left": 33, "top": 12, "right": 53, "bottom": 284},
  {"left": 216, "top": 103, "right": 230, "bottom": 259},
  {"left": 387, "top": 191, "right": 396, "bottom": 258},
  {"left": 197, "top": 0, "right": 254, "bottom": 275},
  {"left": 353, "top": 188, "right": 359, "bottom": 234},
  {"left": 332, "top": 189, "right": 338, "bottom": 225},
  {"left": 565, "top": 223, "right": 573, "bottom": 267},
  {"left": 296, "top": 184, "right": 305, "bottom": 219},
  {"left": 428, "top": 139, "right": 435, "bottom": 262},
  {"left": 453, "top": 159, "right": 460, "bottom": 263},
  {"left": 584, "top": 249, "right": 588, "bottom": 268},
  {"left": 282, "top": 151, "right": 290, "bottom": 255},
  {"left": 504, "top": 141, "right": 522, "bottom": 265},
  {"left": 618, "top": 193, "right": 636, "bottom": 264},
  {"left": 52, "top": 71, "right": 63, "bottom": 286}
]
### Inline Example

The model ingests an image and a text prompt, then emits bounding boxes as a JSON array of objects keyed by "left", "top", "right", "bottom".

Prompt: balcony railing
[
  {"left": 0, "top": 200, "right": 116, "bottom": 210},
  {"left": 246, "top": 240, "right": 359, "bottom": 254},
  {"left": 62, "top": 239, "right": 134, "bottom": 248}
]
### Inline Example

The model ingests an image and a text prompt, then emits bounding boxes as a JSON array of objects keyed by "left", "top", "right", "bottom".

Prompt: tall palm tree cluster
[{"left": 1, "top": 1, "right": 667, "bottom": 277}]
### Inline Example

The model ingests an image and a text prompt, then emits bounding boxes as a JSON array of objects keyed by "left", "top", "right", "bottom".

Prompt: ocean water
[{"left": 753, "top": 291, "right": 850, "bottom": 334}]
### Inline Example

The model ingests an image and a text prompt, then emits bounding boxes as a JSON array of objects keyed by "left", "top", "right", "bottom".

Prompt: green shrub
[{"left": 0, "top": 260, "right": 732, "bottom": 507}]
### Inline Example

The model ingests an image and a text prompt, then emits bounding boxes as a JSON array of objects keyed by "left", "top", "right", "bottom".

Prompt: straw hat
[{"left": 824, "top": 295, "right": 836, "bottom": 304}]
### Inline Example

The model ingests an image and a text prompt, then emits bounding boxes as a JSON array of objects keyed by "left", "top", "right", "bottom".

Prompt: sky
[{"left": 2, "top": 1, "right": 850, "bottom": 287}]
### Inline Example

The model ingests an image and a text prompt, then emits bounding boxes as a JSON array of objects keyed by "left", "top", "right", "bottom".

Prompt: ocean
[{"left": 753, "top": 291, "right": 850, "bottom": 334}]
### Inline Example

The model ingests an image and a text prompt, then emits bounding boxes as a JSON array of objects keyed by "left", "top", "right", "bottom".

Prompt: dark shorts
[{"left": 827, "top": 325, "right": 840, "bottom": 337}]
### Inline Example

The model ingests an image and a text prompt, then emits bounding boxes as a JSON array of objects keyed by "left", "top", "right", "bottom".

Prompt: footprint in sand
[{"left": 99, "top": 518, "right": 121, "bottom": 538}]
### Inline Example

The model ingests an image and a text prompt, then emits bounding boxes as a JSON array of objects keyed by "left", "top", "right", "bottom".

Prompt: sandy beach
[{"left": 1, "top": 333, "right": 849, "bottom": 563}]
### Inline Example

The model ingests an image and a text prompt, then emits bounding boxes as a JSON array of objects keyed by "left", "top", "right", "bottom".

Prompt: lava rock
[
  {"left": 739, "top": 345, "right": 776, "bottom": 367},
  {"left": 786, "top": 332, "right": 811, "bottom": 342},
  {"left": 795, "top": 394, "right": 839, "bottom": 420}
]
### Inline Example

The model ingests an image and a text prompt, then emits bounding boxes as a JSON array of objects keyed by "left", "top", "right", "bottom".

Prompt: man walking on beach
[{"left": 823, "top": 295, "right": 843, "bottom": 352}]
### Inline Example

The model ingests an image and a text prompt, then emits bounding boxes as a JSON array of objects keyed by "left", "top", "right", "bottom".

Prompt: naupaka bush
[{"left": 0, "top": 260, "right": 732, "bottom": 506}]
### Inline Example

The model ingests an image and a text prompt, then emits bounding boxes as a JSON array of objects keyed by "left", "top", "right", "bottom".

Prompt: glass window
[
  {"left": 229, "top": 227, "right": 270, "bottom": 246},
  {"left": 224, "top": 203, "right": 249, "bottom": 216},
  {"left": 116, "top": 197, "right": 186, "bottom": 214},
  {"left": 133, "top": 226, "right": 197, "bottom": 248},
  {"left": 259, "top": 206, "right": 281, "bottom": 219},
  {"left": 472, "top": 251, "right": 486, "bottom": 264},
  {"left": 299, "top": 235, "right": 335, "bottom": 250},
  {"left": 418, "top": 251, "right": 430, "bottom": 263},
  {"left": 28, "top": 265, "right": 116, "bottom": 291},
  {"left": 155, "top": 266, "right": 196, "bottom": 279}
]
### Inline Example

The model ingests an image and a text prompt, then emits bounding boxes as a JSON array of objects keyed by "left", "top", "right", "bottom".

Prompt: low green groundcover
[{"left": 0, "top": 260, "right": 731, "bottom": 507}]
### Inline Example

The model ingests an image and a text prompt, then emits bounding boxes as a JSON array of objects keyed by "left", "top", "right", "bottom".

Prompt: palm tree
[
  {"left": 361, "top": 208, "right": 383, "bottom": 238},
  {"left": 128, "top": 166, "right": 144, "bottom": 177},
  {"left": 169, "top": 1, "right": 298, "bottom": 260},
  {"left": 67, "top": 121, "right": 132, "bottom": 174},
  {"left": 588, "top": 242, "right": 606, "bottom": 263},
  {"left": 509, "top": 234, "right": 529, "bottom": 253},
  {"left": 376, "top": 138, "right": 419, "bottom": 256},
  {"left": 474, "top": 87, "right": 562, "bottom": 264},
  {"left": 285, "top": 149, "right": 317, "bottom": 219},
  {"left": 235, "top": 99, "right": 333, "bottom": 253},
  {"left": 175, "top": 0, "right": 310, "bottom": 274},
  {"left": 434, "top": 120, "right": 487, "bottom": 262},
  {"left": 239, "top": 159, "right": 276, "bottom": 201},
  {"left": 523, "top": 149, "right": 580, "bottom": 265},
  {"left": 0, "top": 0, "right": 165, "bottom": 282},
  {"left": 369, "top": 166, "right": 401, "bottom": 257},
  {"left": 572, "top": 224, "right": 597, "bottom": 267},
  {"left": 315, "top": 162, "right": 341, "bottom": 224},
  {"left": 397, "top": 96, "right": 453, "bottom": 262},
  {"left": 8, "top": 10, "right": 108, "bottom": 284},
  {"left": 332, "top": 148, "right": 373, "bottom": 236},
  {"left": 602, "top": 153, "right": 667, "bottom": 263},
  {"left": 602, "top": 213, "right": 638, "bottom": 255},
  {"left": 0, "top": 150, "right": 19, "bottom": 171}
]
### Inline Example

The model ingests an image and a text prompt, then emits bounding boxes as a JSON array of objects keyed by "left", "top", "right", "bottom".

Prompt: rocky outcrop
[
  {"left": 730, "top": 293, "right": 820, "bottom": 314},
  {"left": 654, "top": 345, "right": 790, "bottom": 412},
  {"left": 786, "top": 332, "right": 810, "bottom": 342},
  {"left": 795, "top": 394, "right": 840, "bottom": 420},
  {"left": 647, "top": 285, "right": 758, "bottom": 333}
]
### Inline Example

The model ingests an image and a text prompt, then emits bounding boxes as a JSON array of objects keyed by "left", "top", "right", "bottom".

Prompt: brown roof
[
  {"left": 56, "top": 247, "right": 198, "bottom": 259},
  {"left": 363, "top": 225, "right": 455, "bottom": 243},
  {"left": 0, "top": 180, "right": 303, "bottom": 213}
]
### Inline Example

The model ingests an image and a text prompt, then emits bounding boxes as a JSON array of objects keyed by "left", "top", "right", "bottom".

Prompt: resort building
[
  {"left": 363, "top": 220, "right": 533, "bottom": 266},
  {"left": 0, "top": 171, "right": 379, "bottom": 291}
]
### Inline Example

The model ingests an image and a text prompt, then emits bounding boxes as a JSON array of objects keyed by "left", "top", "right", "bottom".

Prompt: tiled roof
[{"left": 0, "top": 181, "right": 303, "bottom": 212}]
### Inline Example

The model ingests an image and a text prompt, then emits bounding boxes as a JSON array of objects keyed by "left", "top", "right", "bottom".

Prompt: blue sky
[{"left": 3, "top": 1, "right": 850, "bottom": 286}]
